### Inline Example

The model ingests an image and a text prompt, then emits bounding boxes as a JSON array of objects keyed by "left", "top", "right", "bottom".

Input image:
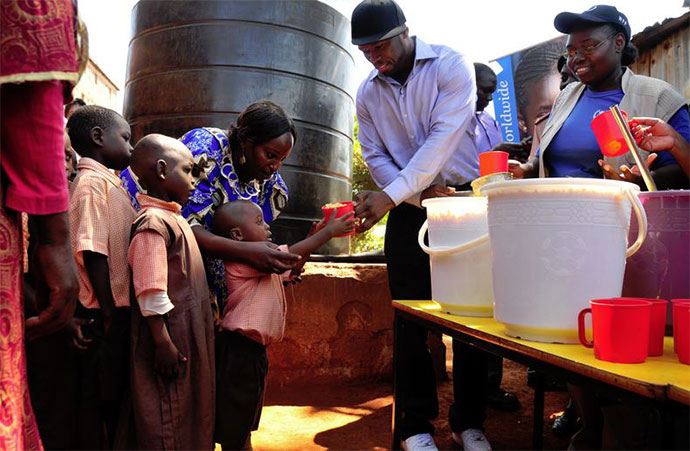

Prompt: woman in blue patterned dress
[{"left": 121, "top": 101, "right": 300, "bottom": 306}]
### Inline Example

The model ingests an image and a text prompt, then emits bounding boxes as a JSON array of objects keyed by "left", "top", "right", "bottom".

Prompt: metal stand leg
[
  {"left": 532, "top": 371, "right": 545, "bottom": 450},
  {"left": 392, "top": 312, "right": 403, "bottom": 450}
]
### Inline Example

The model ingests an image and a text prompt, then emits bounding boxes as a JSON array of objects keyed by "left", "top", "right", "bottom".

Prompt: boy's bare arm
[
  {"left": 288, "top": 212, "right": 355, "bottom": 259},
  {"left": 83, "top": 251, "right": 116, "bottom": 331},
  {"left": 145, "top": 315, "right": 186, "bottom": 379}
]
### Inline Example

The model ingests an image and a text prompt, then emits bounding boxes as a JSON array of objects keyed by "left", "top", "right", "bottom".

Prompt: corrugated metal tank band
[{"left": 124, "top": 0, "right": 355, "bottom": 253}]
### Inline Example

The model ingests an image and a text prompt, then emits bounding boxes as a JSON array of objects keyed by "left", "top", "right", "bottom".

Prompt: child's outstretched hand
[
  {"left": 155, "top": 340, "right": 187, "bottom": 380},
  {"left": 324, "top": 210, "right": 356, "bottom": 237},
  {"left": 308, "top": 218, "right": 327, "bottom": 237}
]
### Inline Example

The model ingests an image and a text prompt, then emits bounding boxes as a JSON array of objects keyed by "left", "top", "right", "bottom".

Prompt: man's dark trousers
[{"left": 386, "top": 202, "right": 489, "bottom": 439}]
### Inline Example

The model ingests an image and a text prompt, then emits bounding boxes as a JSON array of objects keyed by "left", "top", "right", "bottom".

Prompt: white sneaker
[
  {"left": 402, "top": 433, "right": 439, "bottom": 451},
  {"left": 453, "top": 428, "right": 492, "bottom": 451}
]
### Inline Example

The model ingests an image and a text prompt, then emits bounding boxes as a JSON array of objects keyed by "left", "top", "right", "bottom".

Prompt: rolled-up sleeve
[
  {"left": 383, "top": 54, "right": 476, "bottom": 205},
  {"left": 128, "top": 230, "right": 168, "bottom": 296}
]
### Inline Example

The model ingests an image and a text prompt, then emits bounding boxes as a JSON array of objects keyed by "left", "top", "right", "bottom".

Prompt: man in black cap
[{"left": 352, "top": 1, "right": 493, "bottom": 450}]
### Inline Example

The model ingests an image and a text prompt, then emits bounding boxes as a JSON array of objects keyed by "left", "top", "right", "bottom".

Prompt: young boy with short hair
[
  {"left": 212, "top": 200, "right": 355, "bottom": 449},
  {"left": 127, "top": 134, "right": 215, "bottom": 450},
  {"left": 66, "top": 105, "right": 134, "bottom": 448}
]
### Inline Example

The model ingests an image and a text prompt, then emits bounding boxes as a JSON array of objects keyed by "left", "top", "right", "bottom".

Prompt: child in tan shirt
[
  {"left": 67, "top": 105, "right": 134, "bottom": 448},
  {"left": 127, "top": 134, "right": 215, "bottom": 450},
  {"left": 212, "top": 200, "right": 354, "bottom": 449}
]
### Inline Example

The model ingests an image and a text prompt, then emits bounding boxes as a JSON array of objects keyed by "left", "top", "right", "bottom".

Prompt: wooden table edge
[{"left": 393, "top": 301, "right": 673, "bottom": 402}]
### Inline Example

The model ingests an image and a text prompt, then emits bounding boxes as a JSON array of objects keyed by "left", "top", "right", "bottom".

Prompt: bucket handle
[
  {"left": 417, "top": 221, "right": 489, "bottom": 257},
  {"left": 417, "top": 188, "right": 644, "bottom": 258},
  {"left": 625, "top": 188, "right": 647, "bottom": 258}
]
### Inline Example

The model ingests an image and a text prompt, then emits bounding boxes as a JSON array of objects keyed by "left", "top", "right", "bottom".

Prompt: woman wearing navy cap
[{"left": 511, "top": 5, "right": 689, "bottom": 190}]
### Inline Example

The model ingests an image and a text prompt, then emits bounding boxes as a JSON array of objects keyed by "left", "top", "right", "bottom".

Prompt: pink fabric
[
  {"left": 0, "top": 81, "right": 69, "bottom": 215},
  {"left": 222, "top": 245, "right": 290, "bottom": 346},
  {"left": 0, "top": 197, "right": 43, "bottom": 450},
  {"left": 0, "top": 0, "right": 78, "bottom": 82}
]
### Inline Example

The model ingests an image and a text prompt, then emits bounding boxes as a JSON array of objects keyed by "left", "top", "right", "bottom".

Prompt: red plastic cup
[
  {"left": 623, "top": 298, "right": 667, "bottom": 356},
  {"left": 591, "top": 109, "right": 630, "bottom": 157},
  {"left": 578, "top": 298, "right": 652, "bottom": 363},
  {"left": 321, "top": 201, "right": 355, "bottom": 237},
  {"left": 647, "top": 299, "right": 669, "bottom": 356},
  {"left": 673, "top": 301, "right": 690, "bottom": 364},
  {"left": 479, "top": 151, "right": 509, "bottom": 176},
  {"left": 672, "top": 299, "right": 690, "bottom": 357}
]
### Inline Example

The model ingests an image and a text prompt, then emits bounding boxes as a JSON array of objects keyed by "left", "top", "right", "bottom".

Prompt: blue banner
[{"left": 492, "top": 56, "right": 519, "bottom": 143}]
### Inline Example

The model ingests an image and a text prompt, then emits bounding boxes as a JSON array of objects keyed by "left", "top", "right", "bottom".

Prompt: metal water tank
[{"left": 124, "top": 0, "right": 355, "bottom": 253}]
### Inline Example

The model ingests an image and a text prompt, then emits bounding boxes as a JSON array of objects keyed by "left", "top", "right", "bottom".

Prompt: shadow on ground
[{"left": 252, "top": 336, "right": 571, "bottom": 450}]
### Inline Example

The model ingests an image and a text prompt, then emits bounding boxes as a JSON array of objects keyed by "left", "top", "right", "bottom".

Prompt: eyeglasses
[{"left": 563, "top": 32, "right": 618, "bottom": 59}]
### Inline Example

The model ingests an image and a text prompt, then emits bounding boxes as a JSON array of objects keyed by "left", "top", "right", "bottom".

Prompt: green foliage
[
  {"left": 352, "top": 119, "right": 379, "bottom": 198},
  {"left": 350, "top": 117, "right": 387, "bottom": 253}
]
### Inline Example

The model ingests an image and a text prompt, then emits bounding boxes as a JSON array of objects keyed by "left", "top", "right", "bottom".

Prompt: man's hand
[
  {"left": 25, "top": 212, "right": 78, "bottom": 341},
  {"left": 354, "top": 191, "right": 395, "bottom": 233},
  {"left": 420, "top": 184, "right": 455, "bottom": 203},
  {"left": 629, "top": 117, "right": 677, "bottom": 152},
  {"left": 244, "top": 241, "right": 301, "bottom": 274}
]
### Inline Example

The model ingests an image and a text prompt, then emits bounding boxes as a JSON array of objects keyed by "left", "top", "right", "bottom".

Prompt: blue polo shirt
[{"left": 543, "top": 88, "right": 689, "bottom": 178}]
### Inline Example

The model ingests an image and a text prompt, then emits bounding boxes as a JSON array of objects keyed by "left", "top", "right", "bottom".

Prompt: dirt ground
[{"left": 252, "top": 336, "right": 571, "bottom": 450}]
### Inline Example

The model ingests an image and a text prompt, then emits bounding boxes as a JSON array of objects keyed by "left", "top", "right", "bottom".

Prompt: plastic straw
[{"left": 609, "top": 105, "right": 657, "bottom": 192}]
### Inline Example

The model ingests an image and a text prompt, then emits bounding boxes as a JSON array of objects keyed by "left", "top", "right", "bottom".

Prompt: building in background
[
  {"left": 72, "top": 58, "right": 120, "bottom": 112},
  {"left": 629, "top": 11, "right": 690, "bottom": 99}
]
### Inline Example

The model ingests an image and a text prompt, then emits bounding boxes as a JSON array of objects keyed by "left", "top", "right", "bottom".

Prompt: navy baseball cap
[
  {"left": 554, "top": 5, "right": 631, "bottom": 42},
  {"left": 351, "top": 0, "right": 407, "bottom": 46}
]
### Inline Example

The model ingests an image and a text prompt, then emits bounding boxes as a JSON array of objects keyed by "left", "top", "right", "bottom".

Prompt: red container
[
  {"left": 321, "top": 201, "right": 355, "bottom": 237},
  {"left": 578, "top": 298, "right": 652, "bottom": 363},
  {"left": 672, "top": 299, "right": 690, "bottom": 355},
  {"left": 479, "top": 151, "right": 508, "bottom": 176},
  {"left": 622, "top": 192, "right": 690, "bottom": 337},
  {"left": 673, "top": 301, "right": 690, "bottom": 364},
  {"left": 591, "top": 109, "right": 630, "bottom": 157}
]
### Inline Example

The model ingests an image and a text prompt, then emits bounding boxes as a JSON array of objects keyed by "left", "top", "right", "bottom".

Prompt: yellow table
[{"left": 392, "top": 300, "right": 690, "bottom": 449}]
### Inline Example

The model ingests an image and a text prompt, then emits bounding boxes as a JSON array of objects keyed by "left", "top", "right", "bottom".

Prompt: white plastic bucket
[
  {"left": 418, "top": 197, "right": 493, "bottom": 316},
  {"left": 481, "top": 178, "right": 647, "bottom": 343}
]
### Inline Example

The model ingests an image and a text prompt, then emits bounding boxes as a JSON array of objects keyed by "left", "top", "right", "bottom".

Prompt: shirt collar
[
  {"left": 77, "top": 157, "right": 123, "bottom": 188},
  {"left": 126, "top": 167, "right": 147, "bottom": 194},
  {"left": 367, "top": 36, "right": 438, "bottom": 82},
  {"left": 136, "top": 193, "right": 181, "bottom": 213}
]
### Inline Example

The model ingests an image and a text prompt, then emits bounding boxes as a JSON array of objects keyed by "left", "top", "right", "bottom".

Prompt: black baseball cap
[
  {"left": 351, "top": 0, "right": 407, "bottom": 46},
  {"left": 554, "top": 5, "right": 631, "bottom": 42}
]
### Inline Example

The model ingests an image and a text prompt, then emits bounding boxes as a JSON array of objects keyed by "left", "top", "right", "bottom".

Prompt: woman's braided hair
[
  {"left": 227, "top": 100, "right": 297, "bottom": 154},
  {"left": 514, "top": 41, "right": 564, "bottom": 122}
]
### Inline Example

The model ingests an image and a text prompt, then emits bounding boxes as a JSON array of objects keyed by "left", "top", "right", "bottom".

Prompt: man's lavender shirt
[{"left": 356, "top": 37, "right": 477, "bottom": 206}]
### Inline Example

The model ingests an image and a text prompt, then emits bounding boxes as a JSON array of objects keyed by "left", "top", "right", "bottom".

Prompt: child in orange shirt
[
  {"left": 212, "top": 200, "right": 355, "bottom": 449},
  {"left": 127, "top": 134, "right": 215, "bottom": 450},
  {"left": 66, "top": 105, "right": 134, "bottom": 448}
]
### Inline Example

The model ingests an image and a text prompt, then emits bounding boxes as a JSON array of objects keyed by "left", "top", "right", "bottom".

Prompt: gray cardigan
[{"left": 538, "top": 68, "right": 687, "bottom": 177}]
